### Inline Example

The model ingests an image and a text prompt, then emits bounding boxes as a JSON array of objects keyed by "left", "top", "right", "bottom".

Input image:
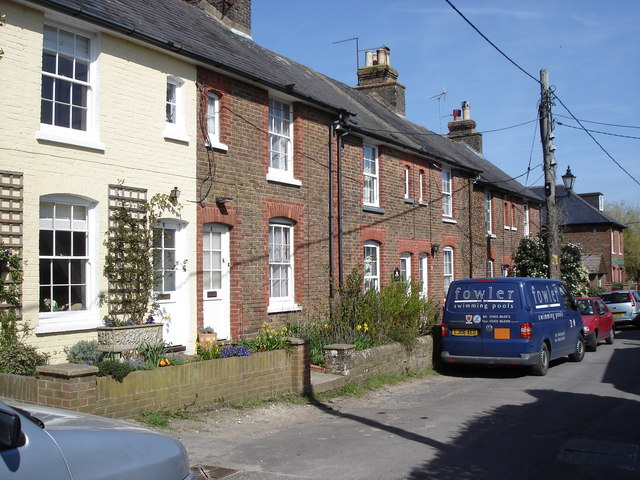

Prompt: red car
[{"left": 575, "top": 297, "right": 615, "bottom": 351}]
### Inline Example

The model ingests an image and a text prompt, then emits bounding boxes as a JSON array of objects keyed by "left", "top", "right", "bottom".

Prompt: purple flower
[{"left": 220, "top": 344, "right": 251, "bottom": 358}]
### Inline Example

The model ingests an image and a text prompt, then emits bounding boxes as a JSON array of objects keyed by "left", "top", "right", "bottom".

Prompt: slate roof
[
  {"left": 529, "top": 185, "right": 626, "bottom": 228},
  {"left": 28, "top": 0, "right": 540, "bottom": 201}
]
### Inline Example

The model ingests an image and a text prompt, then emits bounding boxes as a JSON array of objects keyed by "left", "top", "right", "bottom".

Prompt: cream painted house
[{"left": 0, "top": 0, "right": 198, "bottom": 361}]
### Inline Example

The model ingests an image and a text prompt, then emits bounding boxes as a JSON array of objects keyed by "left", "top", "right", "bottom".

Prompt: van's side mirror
[{"left": 0, "top": 409, "right": 23, "bottom": 450}]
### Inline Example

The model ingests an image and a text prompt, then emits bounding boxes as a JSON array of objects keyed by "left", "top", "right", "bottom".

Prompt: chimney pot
[
  {"left": 462, "top": 101, "right": 471, "bottom": 120},
  {"left": 453, "top": 109, "right": 461, "bottom": 121}
]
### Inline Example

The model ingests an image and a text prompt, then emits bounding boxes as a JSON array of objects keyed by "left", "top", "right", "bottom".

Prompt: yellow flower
[
  {"left": 323, "top": 323, "right": 329, "bottom": 329},
  {"left": 281, "top": 327, "right": 288, "bottom": 333},
  {"left": 356, "top": 324, "right": 362, "bottom": 331},
  {"left": 364, "top": 323, "right": 369, "bottom": 332}
]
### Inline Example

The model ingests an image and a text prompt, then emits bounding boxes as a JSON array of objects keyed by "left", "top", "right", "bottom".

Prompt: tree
[
  {"left": 513, "top": 236, "right": 589, "bottom": 296},
  {"left": 605, "top": 201, "right": 640, "bottom": 283}
]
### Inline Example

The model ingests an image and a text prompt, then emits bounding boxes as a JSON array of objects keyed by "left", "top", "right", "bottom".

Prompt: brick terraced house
[{"left": 0, "top": 0, "right": 542, "bottom": 361}]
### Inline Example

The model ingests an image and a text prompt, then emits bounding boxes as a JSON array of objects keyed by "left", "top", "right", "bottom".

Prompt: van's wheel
[
  {"left": 605, "top": 328, "right": 614, "bottom": 345},
  {"left": 569, "top": 334, "right": 585, "bottom": 362},
  {"left": 531, "top": 344, "right": 549, "bottom": 376}
]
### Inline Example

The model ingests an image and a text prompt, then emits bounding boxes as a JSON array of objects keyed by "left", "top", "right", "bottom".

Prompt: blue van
[{"left": 440, "top": 277, "right": 585, "bottom": 375}]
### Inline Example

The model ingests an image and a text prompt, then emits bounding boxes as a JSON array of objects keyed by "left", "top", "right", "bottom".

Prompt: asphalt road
[{"left": 167, "top": 326, "right": 640, "bottom": 480}]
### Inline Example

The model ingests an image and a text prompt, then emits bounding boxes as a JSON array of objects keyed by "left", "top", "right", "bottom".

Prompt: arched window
[
  {"left": 443, "top": 247, "right": 454, "bottom": 294},
  {"left": 364, "top": 241, "right": 380, "bottom": 292}
]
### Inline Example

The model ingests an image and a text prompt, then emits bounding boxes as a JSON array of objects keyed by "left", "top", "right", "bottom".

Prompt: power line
[
  {"left": 444, "top": 0, "right": 540, "bottom": 85},
  {"left": 557, "top": 121, "right": 640, "bottom": 140},
  {"left": 555, "top": 114, "right": 640, "bottom": 130},
  {"left": 554, "top": 94, "right": 640, "bottom": 188}
]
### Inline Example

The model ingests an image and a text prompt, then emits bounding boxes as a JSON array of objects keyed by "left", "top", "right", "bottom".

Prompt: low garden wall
[
  {"left": 1, "top": 336, "right": 435, "bottom": 419},
  {"left": 1, "top": 338, "right": 310, "bottom": 419},
  {"left": 324, "top": 336, "right": 433, "bottom": 382}
]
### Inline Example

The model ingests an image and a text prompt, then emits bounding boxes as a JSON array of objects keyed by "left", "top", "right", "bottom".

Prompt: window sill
[
  {"left": 363, "top": 205, "right": 385, "bottom": 214},
  {"left": 37, "top": 129, "right": 105, "bottom": 152},
  {"left": 268, "top": 303, "right": 302, "bottom": 314},
  {"left": 206, "top": 140, "right": 229, "bottom": 152},
  {"left": 419, "top": 201, "right": 428, "bottom": 207},
  {"left": 35, "top": 315, "right": 102, "bottom": 335},
  {"left": 511, "top": 227, "right": 518, "bottom": 232},
  {"left": 442, "top": 217, "right": 457, "bottom": 224},
  {"left": 403, "top": 198, "right": 415, "bottom": 205},
  {"left": 266, "top": 169, "right": 302, "bottom": 187},
  {"left": 163, "top": 130, "right": 190, "bottom": 144},
  {"left": 487, "top": 233, "right": 496, "bottom": 239}
]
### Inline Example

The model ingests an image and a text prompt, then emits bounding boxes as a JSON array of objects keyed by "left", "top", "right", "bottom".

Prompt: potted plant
[
  {"left": 198, "top": 326, "right": 217, "bottom": 344},
  {"left": 97, "top": 190, "right": 180, "bottom": 354}
]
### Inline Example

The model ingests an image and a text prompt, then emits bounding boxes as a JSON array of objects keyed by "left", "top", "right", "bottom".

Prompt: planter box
[
  {"left": 96, "top": 323, "right": 163, "bottom": 353},
  {"left": 197, "top": 332, "right": 217, "bottom": 343}
]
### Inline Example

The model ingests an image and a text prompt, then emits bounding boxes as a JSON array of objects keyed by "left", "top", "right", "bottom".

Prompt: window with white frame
[
  {"left": 484, "top": 191, "right": 493, "bottom": 235},
  {"left": 153, "top": 223, "right": 177, "bottom": 294},
  {"left": 364, "top": 241, "right": 380, "bottom": 292},
  {"left": 442, "top": 169, "right": 452, "bottom": 217},
  {"left": 611, "top": 231, "right": 615, "bottom": 254},
  {"left": 363, "top": 144, "right": 379, "bottom": 207},
  {"left": 268, "top": 98, "right": 298, "bottom": 185},
  {"left": 443, "top": 247, "right": 454, "bottom": 294},
  {"left": 419, "top": 170, "right": 425, "bottom": 203},
  {"left": 486, "top": 259, "right": 494, "bottom": 277},
  {"left": 403, "top": 166, "right": 410, "bottom": 199},
  {"left": 418, "top": 253, "right": 428, "bottom": 298},
  {"left": 39, "top": 23, "right": 102, "bottom": 149},
  {"left": 269, "top": 219, "right": 296, "bottom": 310},
  {"left": 164, "top": 76, "right": 188, "bottom": 141},
  {"left": 205, "top": 91, "right": 224, "bottom": 149},
  {"left": 39, "top": 197, "right": 97, "bottom": 332},
  {"left": 523, "top": 202, "right": 530, "bottom": 237},
  {"left": 400, "top": 252, "right": 411, "bottom": 283}
]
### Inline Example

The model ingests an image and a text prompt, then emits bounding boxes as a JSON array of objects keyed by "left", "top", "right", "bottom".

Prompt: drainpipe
[
  {"left": 328, "top": 122, "right": 335, "bottom": 298},
  {"left": 468, "top": 176, "right": 474, "bottom": 277},
  {"left": 337, "top": 127, "right": 350, "bottom": 288}
]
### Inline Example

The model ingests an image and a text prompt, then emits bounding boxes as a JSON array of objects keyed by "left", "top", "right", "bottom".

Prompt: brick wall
[
  {"left": 324, "top": 336, "right": 434, "bottom": 383},
  {"left": 1, "top": 339, "right": 310, "bottom": 419}
]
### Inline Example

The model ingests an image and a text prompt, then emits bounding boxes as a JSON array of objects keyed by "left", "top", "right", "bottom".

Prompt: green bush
[
  {"left": 94, "top": 359, "right": 136, "bottom": 382},
  {"left": 288, "top": 269, "right": 440, "bottom": 365},
  {"left": 65, "top": 340, "right": 103, "bottom": 365},
  {"left": 136, "top": 340, "right": 168, "bottom": 368},
  {"left": 0, "top": 341, "right": 49, "bottom": 376}
]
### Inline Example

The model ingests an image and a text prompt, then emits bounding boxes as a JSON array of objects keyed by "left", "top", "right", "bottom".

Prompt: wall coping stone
[{"left": 37, "top": 363, "right": 99, "bottom": 378}]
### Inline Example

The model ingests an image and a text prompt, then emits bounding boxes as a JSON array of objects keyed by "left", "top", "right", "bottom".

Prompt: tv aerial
[{"left": 428, "top": 87, "right": 447, "bottom": 133}]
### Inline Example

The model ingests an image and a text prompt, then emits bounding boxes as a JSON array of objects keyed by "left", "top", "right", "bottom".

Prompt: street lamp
[{"left": 561, "top": 166, "right": 576, "bottom": 192}]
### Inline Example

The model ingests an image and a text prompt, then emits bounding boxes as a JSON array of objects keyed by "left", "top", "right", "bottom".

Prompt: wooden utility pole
[{"left": 539, "top": 69, "right": 561, "bottom": 279}]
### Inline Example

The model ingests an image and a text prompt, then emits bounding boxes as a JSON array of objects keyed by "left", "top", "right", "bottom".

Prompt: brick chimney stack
[
  {"left": 191, "top": 0, "right": 252, "bottom": 37},
  {"left": 447, "top": 101, "right": 483, "bottom": 154},
  {"left": 355, "top": 46, "right": 406, "bottom": 117}
]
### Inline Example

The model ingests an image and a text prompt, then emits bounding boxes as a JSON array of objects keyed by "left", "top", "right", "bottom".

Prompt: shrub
[
  {"left": 94, "top": 360, "right": 137, "bottom": 382},
  {"left": 196, "top": 340, "right": 220, "bottom": 361},
  {"left": 238, "top": 323, "right": 289, "bottom": 352},
  {"left": 66, "top": 340, "right": 103, "bottom": 365},
  {"left": 0, "top": 341, "right": 49, "bottom": 376},
  {"left": 288, "top": 269, "right": 440, "bottom": 365},
  {"left": 136, "top": 340, "right": 168, "bottom": 368}
]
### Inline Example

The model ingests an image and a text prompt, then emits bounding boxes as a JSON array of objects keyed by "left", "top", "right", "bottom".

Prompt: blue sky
[{"left": 252, "top": 0, "right": 640, "bottom": 207}]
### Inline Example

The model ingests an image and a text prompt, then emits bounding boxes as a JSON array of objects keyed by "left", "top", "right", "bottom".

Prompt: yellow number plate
[{"left": 451, "top": 329, "right": 478, "bottom": 336}]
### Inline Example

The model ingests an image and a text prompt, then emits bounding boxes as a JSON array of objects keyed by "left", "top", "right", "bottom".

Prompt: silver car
[
  {"left": 0, "top": 400, "right": 195, "bottom": 480},
  {"left": 601, "top": 290, "right": 640, "bottom": 326}
]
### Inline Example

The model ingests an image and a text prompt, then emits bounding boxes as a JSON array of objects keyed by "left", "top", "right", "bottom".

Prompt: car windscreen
[
  {"left": 601, "top": 293, "right": 630, "bottom": 304},
  {"left": 446, "top": 282, "right": 522, "bottom": 312},
  {"left": 575, "top": 299, "right": 594, "bottom": 315}
]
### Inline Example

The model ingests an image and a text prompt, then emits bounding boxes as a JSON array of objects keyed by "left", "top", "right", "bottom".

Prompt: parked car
[
  {"left": 600, "top": 290, "right": 640, "bottom": 326},
  {"left": 575, "top": 297, "right": 615, "bottom": 350},
  {"left": 440, "top": 277, "right": 584, "bottom": 376},
  {"left": 0, "top": 400, "right": 195, "bottom": 480}
]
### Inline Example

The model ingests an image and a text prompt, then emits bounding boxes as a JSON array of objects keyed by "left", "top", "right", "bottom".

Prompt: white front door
[
  {"left": 202, "top": 223, "right": 230, "bottom": 340},
  {"left": 153, "top": 220, "right": 188, "bottom": 347}
]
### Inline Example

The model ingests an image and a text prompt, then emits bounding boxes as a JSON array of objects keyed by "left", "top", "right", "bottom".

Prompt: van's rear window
[
  {"left": 601, "top": 293, "right": 630, "bottom": 304},
  {"left": 446, "top": 282, "right": 521, "bottom": 312}
]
